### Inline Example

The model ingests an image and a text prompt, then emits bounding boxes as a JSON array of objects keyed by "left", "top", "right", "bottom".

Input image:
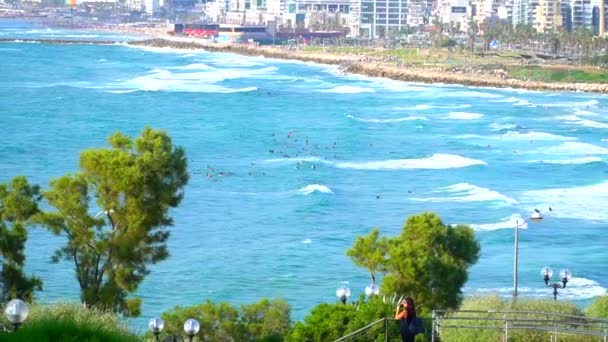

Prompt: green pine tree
[
  {"left": 0, "top": 176, "right": 43, "bottom": 302},
  {"left": 38, "top": 127, "right": 188, "bottom": 316}
]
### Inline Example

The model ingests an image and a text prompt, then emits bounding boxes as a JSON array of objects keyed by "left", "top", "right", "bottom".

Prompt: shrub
[
  {"left": 0, "top": 302, "right": 138, "bottom": 342},
  {"left": 0, "top": 319, "right": 139, "bottom": 342},
  {"left": 157, "top": 298, "right": 291, "bottom": 341},
  {"left": 437, "top": 296, "right": 597, "bottom": 342},
  {"left": 287, "top": 296, "right": 404, "bottom": 342},
  {"left": 585, "top": 296, "right": 608, "bottom": 318}
]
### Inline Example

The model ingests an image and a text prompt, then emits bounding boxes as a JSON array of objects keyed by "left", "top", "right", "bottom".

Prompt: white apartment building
[{"left": 439, "top": 0, "right": 470, "bottom": 31}]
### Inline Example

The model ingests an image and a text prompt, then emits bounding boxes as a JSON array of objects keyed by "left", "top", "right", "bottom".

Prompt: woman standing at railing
[{"left": 395, "top": 297, "right": 424, "bottom": 342}]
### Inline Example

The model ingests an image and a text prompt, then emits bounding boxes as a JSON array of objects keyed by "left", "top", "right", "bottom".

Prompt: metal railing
[
  {"left": 432, "top": 309, "right": 608, "bottom": 342},
  {"left": 334, "top": 318, "right": 390, "bottom": 342}
]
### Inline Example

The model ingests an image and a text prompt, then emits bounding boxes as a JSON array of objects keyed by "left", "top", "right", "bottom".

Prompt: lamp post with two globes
[
  {"left": 148, "top": 317, "right": 200, "bottom": 342},
  {"left": 336, "top": 281, "right": 380, "bottom": 304},
  {"left": 541, "top": 267, "right": 572, "bottom": 300}
]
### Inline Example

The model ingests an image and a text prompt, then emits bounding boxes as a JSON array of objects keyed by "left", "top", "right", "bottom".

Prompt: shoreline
[
  {"left": 130, "top": 36, "right": 608, "bottom": 94},
  {"left": 2, "top": 27, "right": 608, "bottom": 93}
]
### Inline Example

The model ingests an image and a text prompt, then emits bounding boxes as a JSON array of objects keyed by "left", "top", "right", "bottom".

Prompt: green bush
[
  {"left": 438, "top": 296, "right": 597, "bottom": 342},
  {"left": 287, "top": 296, "right": 405, "bottom": 342},
  {"left": 0, "top": 319, "right": 139, "bottom": 342},
  {"left": 0, "top": 302, "right": 138, "bottom": 342},
  {"left": 157, "top": 298, "right": 291, "bottom": 341},
  {"left": 585, "top": 296, "right": 608, "bottom": 318}
]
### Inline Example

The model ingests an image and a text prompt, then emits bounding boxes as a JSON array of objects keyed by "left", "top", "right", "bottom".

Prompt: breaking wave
[
  {"left": 470, "top": 277, "right": 606, "bottom": 300},
  {"left": 319, "top": 85, "right": 375, "bottom": 93},
  {"left": 445, "top": 112, "right": 485, "bottom": 120},
  {"left": 413, "top": 183, "right": 517, "bottom": 205},
  {"left": 519, "top": 181, "right": 608, "bottom": 220},
  {"left": 298, "top": 184, "right": 334, "bottom": 195},
  {"left": 265, "top": 154, "right": 486, "bottom": 170},
  {"left": 470, "top": 214, "right": 528, "bottom": 231},
  {"left": 346, "top": 114, "right": 428, "bottom": 123}
]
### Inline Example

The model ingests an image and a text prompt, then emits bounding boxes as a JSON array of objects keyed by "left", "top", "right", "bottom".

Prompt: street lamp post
[
  {"left": 364, "top": 284, "right": 379, "bottom": 298},
  {"left": 148, "top": 317, "right": 165, "bottom": 342},
  {"left": 336, "top": 282, "right": 351, "bottom": 304},
  {"left": 184, "top": 318, "right": 200, "bottom": 342},
  {"left": 513, "top": 208, "right": 548, "bottom": 299},
  {"left": 541, "top": 267, "right": 571, "bottom": 300},
  {"left": 4, "top": 299, "right": 29, "bottom": 332}
]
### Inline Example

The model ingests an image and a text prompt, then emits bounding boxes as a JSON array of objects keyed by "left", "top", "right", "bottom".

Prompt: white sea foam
[
  {"left": 529, "top": 157, "right": 602, "bottom": 165},
  {"left": 180, "top": 53, "right": 197, "bottom": 58},
  {"left": 470, "top": 214, "right": 528, "bottom": 231},
  {"left": 319, "top": 85, "right": 375, "bottom": 94},
  {"left": 62, "top": 34, "right": 99, "bottom": 38},
  {"left": 394, "top": 104, "right": 472, "bottom": 110},
  {"left": 499, "top": 131, "right": 576, "bottom": 141},
  {"left": 489, "top": 123, "right": 517, "bottom": 131},
  {"left": 513, "top": 99, "right": 534, "bottom": 106},
  {"left": 97, "top": 59, "right": 107, "bottom": 63},
  {"left": 444, "top": 112, "right": 485, "bottom": 120},
  {"left": 574, "top": 108, "right": 599, "bottom": 116},
  {"left": 540, "top": 142, "right": 608, "bottom": 155},
  {"left": 491, "top": 96, "right": 520, "bottom": 103},
  {"left": 443, "top": 91, "right": 503, "bottom": 98},
  {"left": 572, "top": 119, "right": 608, "bottom": 129},
  {"left": 414, "top": 183, "right": 517, "bottom": 205},
  {"left": 298, "top": 184, "right": 334, "bottom": 195},
  {"left": 519, "top": 181, "right": 608, "bottom": 220},
  {"left": 375, "top": 79, "right": 429, "bottom": 92},
  {"left": 169, "top": 62, "right": 215, "bottom": 70},
  {"left": 302, "top": 238, "right": 312, "bottom": 244},
  {"left": 470, "top": 277, "right": 606, "bottom": 299},
  {"left": 557, "top": 114, "right": 608, "bottom": 129},
  {"left": 334, "top": 154, "right": 486, "bottom": 170},
  {"left": 106, "top": 89, "right": 138, "bottom": 94},
  {"left": 556, "top": 115, "right": 581, "bottom": 121},
  {"left": 543, "top": 99, "right": 599, "bottom": 108},
  {"left": 346, "top": 114, "right": 428, "bottom": 123},
  {"left": 112, "top": 67, "right": 274, "bottom": 93}
]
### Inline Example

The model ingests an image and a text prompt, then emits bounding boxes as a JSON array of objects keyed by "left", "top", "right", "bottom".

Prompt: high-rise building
[
  {"left": 360, "top": 0, "right": 409, "bottom": 37},
  {"left": 570, "top": 0, "right": 593, "bottom": 28},
  {"left": 591, "top": 0, "right": 608, "bottom": 33},
  {"left": 534, "top": 0, "right": 562, "bottom": 31},
  {"left": 561, "top": 1, "right": 573, "bottom": 30}
]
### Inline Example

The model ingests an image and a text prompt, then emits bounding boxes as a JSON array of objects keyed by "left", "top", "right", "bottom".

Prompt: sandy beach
[{"left": 126, "top": 34, "right": 608, "bottom": 94}]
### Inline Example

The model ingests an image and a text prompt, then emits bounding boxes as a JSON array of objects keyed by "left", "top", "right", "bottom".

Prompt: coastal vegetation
[
  {"left": 0, "top": 177, "right": 43, "bottom": 302},
  {"left": 35, "top": 127, "right": 189, "bottom": 317},
  {"left": 439, "top": 296, "right": 601, "bottom": 342},
  {"left": 0, "top": 303, "right": 138, "bottom": 341},
  {"left": 347, "top": 213, "right": 480, "bottom": 315},
  {"left": 2, "top": 128, "right": 608, "bottom": 340},
  {"left": 156, "top": 298, "right": 291, "bottom": 341}
]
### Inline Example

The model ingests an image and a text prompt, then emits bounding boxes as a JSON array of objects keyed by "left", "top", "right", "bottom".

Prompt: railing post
[
  {"left": 503, "top": 313, "right": 509, "bottom": 342},
  {"left": 384, "top": 318, "right": 388, "bottom": 342},
  {"left": 432, "top": 310, "right": 436, "bottom": 342}
]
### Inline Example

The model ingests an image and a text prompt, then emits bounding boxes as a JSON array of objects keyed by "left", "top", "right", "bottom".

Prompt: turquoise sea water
[{"left": 1, "top": 20, "right": 608, "bottom": 330}]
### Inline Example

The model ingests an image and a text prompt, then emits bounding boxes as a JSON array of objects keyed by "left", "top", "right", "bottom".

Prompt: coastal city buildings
[{"left": 5, "top": 0, "right": 607, "bottom": 37}]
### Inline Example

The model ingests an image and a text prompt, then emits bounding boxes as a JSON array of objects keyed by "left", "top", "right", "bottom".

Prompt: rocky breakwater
[{"left": 131, "top": 38, "right": 608, "bottom": 94}]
